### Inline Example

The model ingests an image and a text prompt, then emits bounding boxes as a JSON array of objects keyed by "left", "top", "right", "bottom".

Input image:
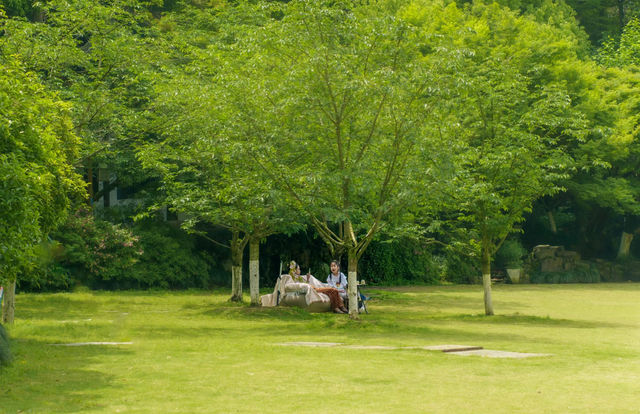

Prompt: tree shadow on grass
[
  {"left": 0, "top": 338, "right": 132, "bottom": 413},
  {"left": 179, "top": 297, "right": 632, "bottom": 347},
  {"left": 423, "top": 313, "right": 632, "bottom": 329},
  {"left": 16, "top": 295, "right": 104, "bottom": 321},
  {"left": 202, "top": 303, "right": 316, "bottom": 320}
]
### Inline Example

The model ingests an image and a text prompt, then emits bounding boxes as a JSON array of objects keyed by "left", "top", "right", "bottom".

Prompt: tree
[
  {"left": 138, "top": 106, "right": 302, "bottom": 303},
  {"left": 406, "top": 1, "right": 595, "bottom": 314},
  {"left": 0, "top": 56, "right": 83, "bottom": 323},
  {"left": 599, "top": 18, "right": 640, "bottom": 67},
  {"left": 135, "top": 1, "right": 304, "bottom": 304},
  {"left": 0, "top": 0, "right": 165, "bottom": 208},
  {"left": 580, "top": 21, "right": 640, "bottom": 258},
  {"left": 218, "top": 0, "right": 442, "bottom": 317}
]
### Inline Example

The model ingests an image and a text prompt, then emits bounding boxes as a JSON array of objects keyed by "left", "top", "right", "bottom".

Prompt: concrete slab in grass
[
  {"left": 276, "top": 342, "right": 343, "bottom": 347},
  {"left": 50, "top": 342, "right": 133, "bottom": 346},
  {"left": 418, "top": 345, "right": 484, "bottom": 352},
  {"left": 452, "top": 349, "right": 552, "bottom": 358},
  {"left": 275, "top": 342, "right": 551, "bottom": 358}
]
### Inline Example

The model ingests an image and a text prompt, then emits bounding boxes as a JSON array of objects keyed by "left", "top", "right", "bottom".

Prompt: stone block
[
  {"left": 541, "top": 257, "right": 564, "bottom": 272},
  {"left": 533, "top": 245, "right": 562, "bottom": 260}
]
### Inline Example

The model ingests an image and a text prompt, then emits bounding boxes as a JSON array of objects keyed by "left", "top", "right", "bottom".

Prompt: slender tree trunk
[
  {"left": 617, "top": 231, "right": 634, "bottom": 259},
  {"left": 481, "top": 244, "right": 494, "bottom": 316},
  {"left": 33, "top": 6, "right": 45, "bottom": 22},
  {"left": 347, "top": 249, "right": 359, "bottom": 320},
  {"left": 618, "top": 0, "right": 625, "bottom": 31},
  {"left": 548, "top": 210, "right": 557, "bottom": 234},
  {"left": 2, "top": 281, "right": 16, "bottom": 324},
  {"left": 87, "top": 163, "right": 94, "bottom": 206},
  {"left": 249, "top": 238, "right": 260, "bottom": 306},
  {"left": 229, "top": 231, "right": 244, "bottom": 302}
]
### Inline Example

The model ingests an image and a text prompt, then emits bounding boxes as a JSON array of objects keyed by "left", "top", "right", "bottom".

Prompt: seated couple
[{"left": 289, "top": 260, "right": 348, "bottom": 314}]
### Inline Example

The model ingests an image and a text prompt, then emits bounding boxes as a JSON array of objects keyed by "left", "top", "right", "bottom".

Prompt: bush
[
  {"left": 441, "top": 251, "right": 481, "bottom": 284},
  {"left": 529, "top": 262, "right": 600, "bottom": 283},
  {"left": 50, "top": 208, "right": 143, "bottom": 289},
  {"left": 129, "top": 222, "right": 213, "bottom": 289},
  {"left": 18, "top": 263, "right": 75, "bottom": 292},
  {"left": 359, "top": 238, "right": 442, "bottom": 285},
  {"left": 30, "top": 209, "right": 216, "bottom": 290},
  {"left": 495, "top": 239, "right": 527, "bottom": 269}
]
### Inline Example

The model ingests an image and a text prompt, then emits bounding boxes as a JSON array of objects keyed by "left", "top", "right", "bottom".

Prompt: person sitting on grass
[{"left": 289, "top": 261, "right": 348, "bottom": 314}]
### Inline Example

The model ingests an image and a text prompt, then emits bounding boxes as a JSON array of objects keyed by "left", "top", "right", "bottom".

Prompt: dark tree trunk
[
  {"left": 2, "top": 281, "right": 16, "bottom": 324},
  {"left": 229, "top": 231, "right": 244, "bottom": 302}
]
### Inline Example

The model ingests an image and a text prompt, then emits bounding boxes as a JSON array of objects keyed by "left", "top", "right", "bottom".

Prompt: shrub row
[
  {"left": 529, "top": 263, "right": 601, "bottom": 284},
  {"left": 20, "top": 208, "right": 621, "bottom": 292},
  {"left": 18, "top": 209, "right": 215, "bottom": 292}
]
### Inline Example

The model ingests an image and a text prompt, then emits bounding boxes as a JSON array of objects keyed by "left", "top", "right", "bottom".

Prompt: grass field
[{"left": 1, "top": 283, "right": 639, "bottom": 413}]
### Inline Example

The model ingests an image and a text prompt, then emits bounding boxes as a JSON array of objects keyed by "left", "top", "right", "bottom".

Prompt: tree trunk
[
  {"left": 548, "top": 210, "right": 557, "bottom": 234},
  {"left": 481, "top": 245, "right": 494, "bottom": 316},
  {"left": 618, "top": 0, "right": 625, "bottom": 31},
  {"left": 229, "top": 231, "right": 244, "bottom": 302},
  {"left": 87, "top": 163, "right": 94, "bottom": 205},
  {"left": 617, "top": 231, "right": 634, "bottom": 259},
  {"left": 347, "top": 249, "right": 359, "bottom": 320},
  {"left": 33, "top": 7, "right": 45, "bottom": 23},
  {"left": 2, "top": 281, "right": 16, "bottom": 324},
  {"left": 249, "top": 238, "right": 260, "bottom": 306}
]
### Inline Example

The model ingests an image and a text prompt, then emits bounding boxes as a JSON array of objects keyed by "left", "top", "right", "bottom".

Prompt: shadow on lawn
[
  {"left": 185, "top": 297, "right": 631, "bottom": 339},
  {"left": 0, "top": 338, "right": 131, "bottom": 413},
  {"left": 16, "top": 295, "right": 103, "bottom": 321},
  {"left": 420, "top": 313, "right": 631, "bottom": 329},
  {"left": 127, "top": 310, "right": 538, "bottom": 345}
]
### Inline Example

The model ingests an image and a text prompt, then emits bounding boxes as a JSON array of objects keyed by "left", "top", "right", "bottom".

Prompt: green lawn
[{"left": 1, "top": 283, "right": 639, "bottom": 413}]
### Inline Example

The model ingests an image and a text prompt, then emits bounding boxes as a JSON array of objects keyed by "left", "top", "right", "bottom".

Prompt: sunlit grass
[{"left": 1, "top": 284, "right": 639, "bottom": 413}]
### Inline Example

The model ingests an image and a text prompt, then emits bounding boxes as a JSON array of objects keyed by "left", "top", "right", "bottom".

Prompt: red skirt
[{"left": 313, "top": 287, "right": 345, "bottom": 310}]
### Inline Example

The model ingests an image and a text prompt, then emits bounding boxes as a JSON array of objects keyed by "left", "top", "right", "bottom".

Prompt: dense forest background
[{"left": 2, "top": 0, "right": 640, "bottom": 296}]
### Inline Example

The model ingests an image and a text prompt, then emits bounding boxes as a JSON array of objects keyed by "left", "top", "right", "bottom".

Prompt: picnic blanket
[{"left": 260, "top": 274, "right": 332, "bottom": 312}]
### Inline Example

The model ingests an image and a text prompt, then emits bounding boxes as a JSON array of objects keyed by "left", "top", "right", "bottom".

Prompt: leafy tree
[
  {"left": 563, "top": 0, "right": 640, "bottom": 44},
  {"left": 0, "top": 0, "right": 165, "bottom": 207},
  {"left": 0, "top": 0, "right": 34, "bottom": 18},
  {"left": 0, "top": 56, "right": 83, "bottom": 323},
  {"left": 405, "top": 1, "right": 597, "bottom": 313},
  {"left": 576, "top": 21, "right": 640, "bottom": 258},
  {"left": 224, "top": 0, "right": 442, "bottom": 316},
  {"left": 137, "top": 1, "right": 304, "bottom": 304},
  {"left": 598, "top": 18, "right": 640, "bottom": 67}
]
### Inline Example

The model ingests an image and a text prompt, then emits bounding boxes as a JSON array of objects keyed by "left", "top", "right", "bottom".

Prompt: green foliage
[
  {"left": 49, "top": 209, "right": 143, "bottom": 289},
  {"left": 530, "top": 264, "right": 600, "bottom": 283},
  {"left": 18, "top": 263, "right": 76, "bottom": 293},
  {"left": 1, "top": 0, "right": 166, "bottom": 209},
  {"left": 0, "top": 323, "right": 11, "bottom": 367},
  {"left": 598, "top": 18, "right": 640, "bottom": 67},
  {"left": 0, "top": 56, "right": 83, "bottom": 285},
  {"left": 406, "top": 1, "right": 584, "bottom": 278},
  {"left": 30, "top": 210, "right": 215, "bottom": 291},
  {"left": 359, "top": 239, "right": 441, "bottom": 285},
  {"left": 463, "top": 0, "right": 590, "bottom": 52},
  {"left": 129, "top": 222, "right": 213, "bottom": 289},
  {"left": 0, "top": 0, "right": 34, "bottom": 18},
  {"left": 494, "top": 239, "right": 527, "bottom": 268},
  {"left": 207, "top": 0, "right": 440, "bottom": 263}
]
